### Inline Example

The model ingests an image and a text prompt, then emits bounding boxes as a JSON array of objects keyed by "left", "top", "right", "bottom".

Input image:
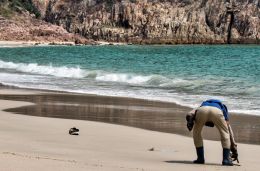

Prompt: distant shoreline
[
  {"left": 1, "top": 40, "right": 260, "bottom": 48},
  {"left": 0, "top": 41, "right": 74, "bottom": 47},
  {"left": 0, "top": 40, "right": 130, "bottom": 47}
]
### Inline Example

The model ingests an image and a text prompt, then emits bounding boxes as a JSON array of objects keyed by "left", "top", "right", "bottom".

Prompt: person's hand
[
  {"left": 230, "top": 147, "right": 239, "bottom": 163},
  {"left": 186, "top": 115, "right": 194, "bottom": 131}
]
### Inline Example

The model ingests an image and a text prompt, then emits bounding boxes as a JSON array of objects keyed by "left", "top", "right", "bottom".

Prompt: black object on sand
[
  {"left": 148, "top": 147, "right": 155, "bottom": 151},
  {"left": 69, "top": 127, "right": 79, "bottom": 135}
]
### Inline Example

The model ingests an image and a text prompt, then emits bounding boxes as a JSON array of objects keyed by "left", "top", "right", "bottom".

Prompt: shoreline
[
  {"left": 1, "top": 85, "right": 260, "bottom": 145},
  {"left": 1, "top": 40, "right": 260, "bottom": 48},
  {"left": 0, "top": 40, "right": 128, "bottom": 47},
  {"left": 0, "top": 40, "right": 76, "bottom": 47},
  {"left": 0, "top": 87, "right": 260, "bottom": 170},
  {"left": 0, "top": 81, "right": 258, "bottom": 117},
  {"left": 0, "top": 82, "right": 258, "bottom": 117}
]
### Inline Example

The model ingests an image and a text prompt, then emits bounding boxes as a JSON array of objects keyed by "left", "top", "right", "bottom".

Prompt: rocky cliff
[
  {"left": 41, "top": 0, "right": 260, "bottom": 44},
  {"left": 0, "top": 0, "right": 88, "bottom": 43},
  {"left": 1, "top": 0, "right": 259, "bottom": 44}
]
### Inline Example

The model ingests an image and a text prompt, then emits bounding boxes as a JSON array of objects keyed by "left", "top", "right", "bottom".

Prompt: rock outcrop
[
  {"left": 0, "top": 0, "right": 88, "bottom": 43},
  {"left": 42, "top": 0, "right": 259, "bottom": 44},
  {"left": 1, "top": 0, "right": 259, "bottom": 44}
]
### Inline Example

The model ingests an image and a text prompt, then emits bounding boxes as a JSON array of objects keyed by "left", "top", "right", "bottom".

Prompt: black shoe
[
  {"left": 193, "top": 147, "right": 205, "bottom": 164},
  {"left": 69, "top": 127, "right": 79, "bottom": 135},
  {"left": 193, "top": 159, "right": 205, "bottom": 164},
  {"left": 222, "top": 148, "right": 233, "bottom": 166}
]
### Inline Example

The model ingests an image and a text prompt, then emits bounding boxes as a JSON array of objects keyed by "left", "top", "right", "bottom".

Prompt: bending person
[{"left": 186, "top": 99, "right": 238, "bottom": 166}]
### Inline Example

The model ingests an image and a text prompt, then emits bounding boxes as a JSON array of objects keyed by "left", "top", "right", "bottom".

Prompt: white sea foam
[
  {"left": 96, "top": 73, "right": 150, "bottom": 84},
  {"left": 1, "top": 78, "right": 259, "bottom": 116},
  {"left": 0, "top": 60, "right": 86, "bottom": 78},
  {"left": 0, "top": 60, "right": 172, "bottom": 86},
  {"left": 0, "top": 60, "right": 259, "bottom": 116}
]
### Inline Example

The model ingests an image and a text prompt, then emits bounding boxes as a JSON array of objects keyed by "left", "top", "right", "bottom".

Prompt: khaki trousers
[{"left": 193, "top": 106, "right": 230, "bottom": 149}]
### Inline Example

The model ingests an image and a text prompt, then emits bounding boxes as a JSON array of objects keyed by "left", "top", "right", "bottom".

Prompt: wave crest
[
  {"left": 0, "top": 60, "right": 85, "bottom": 78},
  {"left": 0, "top": 60, "right": 172, "bottom": 86}
]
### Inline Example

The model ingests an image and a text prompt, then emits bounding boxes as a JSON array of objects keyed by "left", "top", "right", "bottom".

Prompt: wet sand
[
  {"left": 1, "top": 87, "right": 260, "bottom": 170},
  {"left": 0, "top": 86, "right": 260, "bottom": 145}
]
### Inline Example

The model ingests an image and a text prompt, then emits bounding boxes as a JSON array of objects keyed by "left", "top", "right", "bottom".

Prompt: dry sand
[
  {"left": 0, "top": 89, "right": 260, "bottom": 171},
  {"left": 0, "top": 41, "right": 75, "bottom": 47}
]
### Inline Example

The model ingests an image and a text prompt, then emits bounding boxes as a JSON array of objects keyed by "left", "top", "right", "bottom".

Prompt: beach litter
[
  {"left": 148, "top": 147, "right": 155, "bottom": 151},
  {"left": 69, "top": 127, "right": 79, "bottom": 135}
]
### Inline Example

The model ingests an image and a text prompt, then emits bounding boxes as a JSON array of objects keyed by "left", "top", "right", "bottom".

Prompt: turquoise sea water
[{"left": 0, "top": 45, "right": 259, "bottom": 115}]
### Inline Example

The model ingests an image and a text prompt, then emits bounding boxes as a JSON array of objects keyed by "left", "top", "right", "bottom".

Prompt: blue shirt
[{"left": 200, "top": 99, "right": 229, "bottom": 121}]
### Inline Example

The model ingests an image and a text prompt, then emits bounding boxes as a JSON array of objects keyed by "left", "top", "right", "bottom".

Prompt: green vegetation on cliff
[{"left": 0, "top": 0, "right": 41, "bottom": 18}]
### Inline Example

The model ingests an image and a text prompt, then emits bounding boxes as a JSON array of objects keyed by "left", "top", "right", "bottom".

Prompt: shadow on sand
[{"left": 165, "top": 160, "right": 222, "bottom": 166}]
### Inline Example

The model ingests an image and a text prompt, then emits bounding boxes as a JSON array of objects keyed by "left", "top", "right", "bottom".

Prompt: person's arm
[
  {"left": 186, "top": 109, "right": 196, "bottom": 131},
  {"left": 227, "top": 122, "right": 239, "bottom": 163},
  {"left": 227, "top": 122, "right": 237, "bottom": 149}
]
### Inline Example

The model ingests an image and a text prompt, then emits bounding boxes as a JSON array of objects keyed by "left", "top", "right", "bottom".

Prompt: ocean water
[{"left": 0, "top": 45, "right": 259, "bottom": 115}]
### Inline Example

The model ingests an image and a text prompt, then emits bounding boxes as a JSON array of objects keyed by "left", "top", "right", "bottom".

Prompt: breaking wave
[
  {"left": 0, "top": 59, "right": 259, "bottom": 115},
  {"left": 0, "top": 60, "right": 85, "bottom": 78},
  {"left": 0, "top": 60, "right": 183, "bottom": 86}
]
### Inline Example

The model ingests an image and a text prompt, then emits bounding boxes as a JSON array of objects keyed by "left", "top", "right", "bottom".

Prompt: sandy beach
[
  {"left": 0, "top": 41, "right": 76, "bottom": 47},
  {"left": 0, "top": 40, "right": 124, "bottom": 47},
  {"left": 1, "top": 0, "right": 259, "bottom": 170},
  {"left": 0, "top": 88, "right": 259, "bottom": 171}
]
